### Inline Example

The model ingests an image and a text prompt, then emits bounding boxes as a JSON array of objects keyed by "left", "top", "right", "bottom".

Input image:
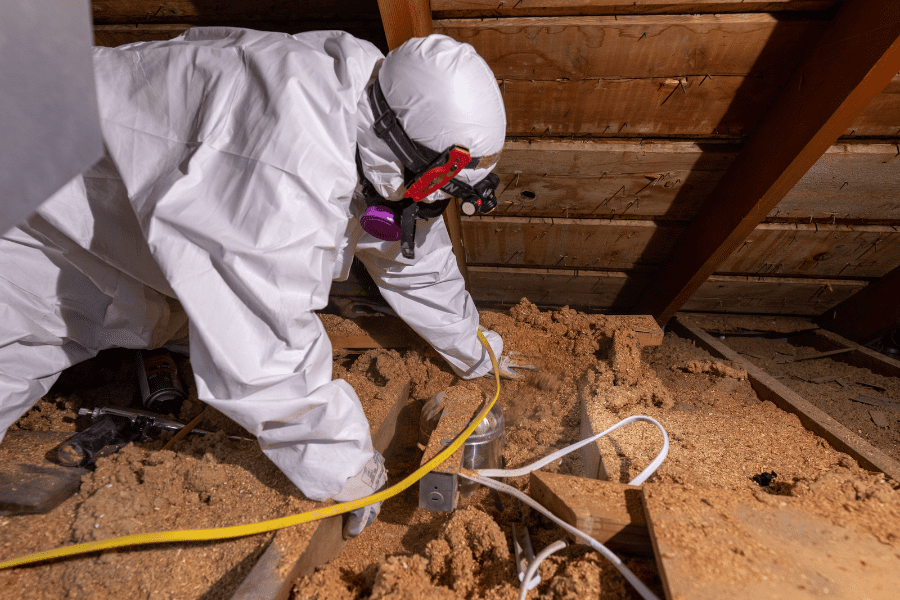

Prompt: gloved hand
[
  {"left": 334, "top": 450, "right": 388, "bottom": 540},
  {"left": 487, "top": 352, "right": 537, "bottom": 380}
]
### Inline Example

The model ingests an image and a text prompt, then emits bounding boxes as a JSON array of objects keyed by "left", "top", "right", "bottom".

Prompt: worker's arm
[{"left": 354, "top": 207, "right": 502, "bottom": 379}]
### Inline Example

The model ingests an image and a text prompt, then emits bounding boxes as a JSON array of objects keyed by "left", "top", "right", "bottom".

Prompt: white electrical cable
[
  {"left": 477, "top": 415, "right": 669, "bottom": 486},
  {"left": 519, "top": 539, "right": 567, "bottom": 600},
  {"left": 464, "top": 415, "right": 670, "bottom": 600},
  {"left": 460, "top": 472, "right": 661, "bottom": 600}
]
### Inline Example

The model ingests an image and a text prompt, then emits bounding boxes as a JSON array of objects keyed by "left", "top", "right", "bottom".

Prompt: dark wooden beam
[
  {"left": 633, "top": 0, "right": 900, "bottom": 324},
  {"left": 817, "top": 264, "right": 900, "bottom": 342},
  {"left": 375, "top": 0, "right": 471, "bottom": 290}
]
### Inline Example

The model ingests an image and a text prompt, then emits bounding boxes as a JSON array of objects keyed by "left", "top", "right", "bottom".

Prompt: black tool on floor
[{"left": 57, "top": 408, "right": 161, "bottom": 468}]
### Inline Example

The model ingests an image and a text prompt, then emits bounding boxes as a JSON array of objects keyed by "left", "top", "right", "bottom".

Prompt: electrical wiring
[
  {"left": 477, "top": 414, "right": 670, "bottom": 486},
  {"left": 459, "top": 472, "right": 661, "bottom": 600},
  {"left": 519, "top": 539, "right": 567, "bottom": 600},
  {"left": 0, "top": 329, "right": 501, "bottom": 570},
  {"left": 462, "top": 414, "right": 671, "bottom": 600}
]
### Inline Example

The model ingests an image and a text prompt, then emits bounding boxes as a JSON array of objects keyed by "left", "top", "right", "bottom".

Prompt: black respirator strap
[
  {"left": 368, "top": 79, "right": 483, "bottom": 174},
  {"left": 400, "top": 202, "right": 419, "bottom": 259}
]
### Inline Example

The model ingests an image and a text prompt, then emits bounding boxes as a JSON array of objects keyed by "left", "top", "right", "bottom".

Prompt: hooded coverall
[{"left": 0, "top": 28, "right": 502, "bottom": 502}]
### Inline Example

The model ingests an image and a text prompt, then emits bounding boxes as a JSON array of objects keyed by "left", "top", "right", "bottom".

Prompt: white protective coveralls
[{"left": 0, "top": 28, "right": 506, "bottom": 505}]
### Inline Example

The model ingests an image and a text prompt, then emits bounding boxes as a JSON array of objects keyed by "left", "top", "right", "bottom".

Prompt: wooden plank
[
  {"left": 461, "top": 216, "right": 678, "bottom": 270},
  {"left": 684, "top": 275, "right": 865, "bottom": 315},
  {"left": 818, "top": 264, "right": 900, "bottom": 343},
  {"left": 772, "top": 142, "right": 900, "bottom": 224},
  {"left": 444, "top": 199, "right": 472, "bottom": 292},
  {"left": 231, "top": 381, "right": 411, "bottom": 600},
  {"left": 493, "top": 138, "right": 734, "bottom": 221},
  {"left": 618, "top": 315, "right": 665, "bottom": 347},
  {"left": 435, "top": 15, "right": 827, "bottom": 80},
  {"left": 469, "top": 266, "right": 649, "bottom": 308},
  {"left": 501, "top": 75, "right": 779, "bottom": 138},
  {"left": 670, "top": 315, "right": 900, "bottom": 480},
  {"left": 432, "top": 0, "right": 841, "bottom": 18},
  {"left": 634, "top": 1, "right": 900, "bottom": 323},
  {"left": 794, "top": 328, "right": 900, "bottom": 378},
  {"left": 90, "top": 0, "right": 382, "bottom": 23},
  {"left": 464, "top": 216, "right": 900, "bottom": 278},
  {"left": 529, "top": 471, "right": 653, "bottom": 556},
  {"left": 502, "top": 73, "right": 900, "bottom": 137},
  {"left": 493, "top": 140, "right": 900, "bottom": 223},
  {"left": 468, "top": 266, "right": 866, "bottom": 313},
  {"left": 642, "top": 483, "right": 900, "bottom": 600},
  {"left": 717, "top": 224, "right": 900, "bottom": 278}
]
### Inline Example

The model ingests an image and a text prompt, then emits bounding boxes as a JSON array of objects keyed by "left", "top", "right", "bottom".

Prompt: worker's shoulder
[{"left": 178, "top": 27, "right": 384, "bottom": 60}]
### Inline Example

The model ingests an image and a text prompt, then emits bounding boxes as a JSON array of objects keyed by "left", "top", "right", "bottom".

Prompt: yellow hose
[{"left": 0, "top": 329, "right": 500, "bottom": 569}]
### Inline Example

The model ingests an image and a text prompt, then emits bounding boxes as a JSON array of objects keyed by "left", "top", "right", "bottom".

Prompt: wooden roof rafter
[{"left": 633, "top": 0, "right": 900, "bottom": 325}]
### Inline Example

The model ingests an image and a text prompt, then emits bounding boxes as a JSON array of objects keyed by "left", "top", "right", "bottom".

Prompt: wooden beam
[
  {"left": 466, "top": 266, "right": 866, "bottom": 313},
  {"left": 494, "top": 75, "right": 899, "bottom": 138},
  {"left": 462, "top": 216, "right": 900, "bottom": 279},
  {"left": 529, "top": 471, "right": 653, "bottom": 556},
  {"left": 817, "top": 264, "right": 900, "bottom": 342},
  {"left": 490, "top": 139, "right": 900, "bottom": 224},
  {"left": 432, "top": 0, "right": 841, "bottom": 18},
  {"left": 436, "top": 15, "right": 827, "bottom": 81},
  {"left": 670, "top": 315, "right": 900, "bottom": 481},
  {"left": 376, "top": 0, "right": 471, "bottom": 291},
  {"left": 633, "top": 0, "right": 900, "bottom": 324},
  {"left": 90, "top": 1, "right": 382, "bottom": 24},
  {"left": 376, "top": 0, "right": 434, "bottom": 49}
]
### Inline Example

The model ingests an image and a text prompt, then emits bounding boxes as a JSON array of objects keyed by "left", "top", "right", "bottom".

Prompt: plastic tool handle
[{"left": 57, "top": 414, "right": 136, "bottom": 468}]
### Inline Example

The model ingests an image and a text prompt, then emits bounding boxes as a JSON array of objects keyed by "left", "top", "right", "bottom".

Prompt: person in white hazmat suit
[{"left": 0, "top": 28, "right": 527, "bottom": 537}]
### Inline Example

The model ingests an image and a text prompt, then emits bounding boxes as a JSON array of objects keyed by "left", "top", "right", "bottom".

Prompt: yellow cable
[{"left": 0, "top": 330, "right": 500, "bottom": 570}]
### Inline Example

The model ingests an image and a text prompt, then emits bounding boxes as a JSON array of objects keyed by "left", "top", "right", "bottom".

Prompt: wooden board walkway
[{"left": 642, "top": 482, "right": 900, "bottom": 599}]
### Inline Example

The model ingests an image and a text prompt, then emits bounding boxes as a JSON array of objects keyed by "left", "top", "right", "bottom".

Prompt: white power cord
[
  {"left": 463, "top": 415, "right": 669, "bottom": 600},
  {"left": 460, "top": 473, "right": 661, "bottom": 600},
  {"left": 518, "top": 539, "right": 567, "bottom": 600},
  {"left": 478, "top": 415, "right": 669, "bottom": 486}
]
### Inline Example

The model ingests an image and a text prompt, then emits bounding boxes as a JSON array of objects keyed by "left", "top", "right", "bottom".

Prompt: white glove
[
  {"left": 334, "top": 451, "right": 387, "bottom": 539},
  {"left": 488, "top": 352, "right": 537, "bottom": 380}
]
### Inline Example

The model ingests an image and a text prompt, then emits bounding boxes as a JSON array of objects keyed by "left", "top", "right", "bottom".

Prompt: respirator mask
[{"left": 358, "top": 78, "right": 500, "bottom": 259}]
